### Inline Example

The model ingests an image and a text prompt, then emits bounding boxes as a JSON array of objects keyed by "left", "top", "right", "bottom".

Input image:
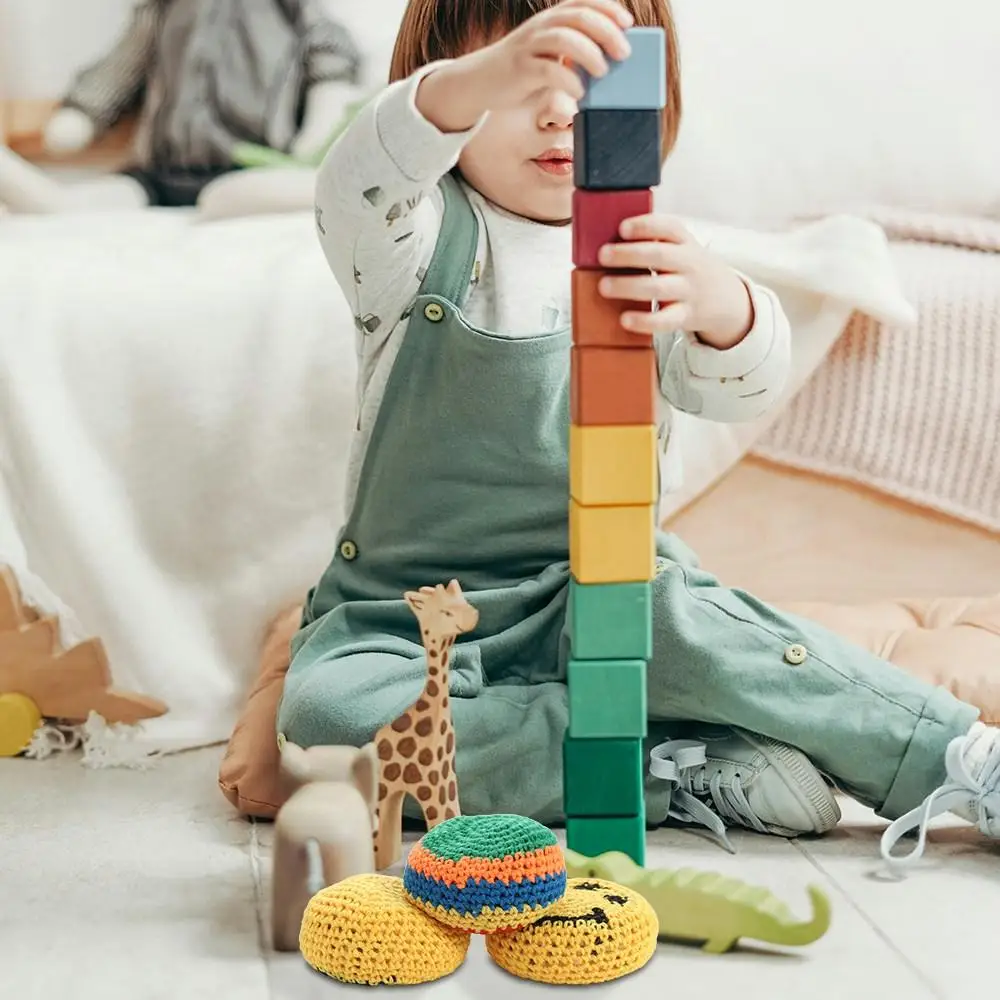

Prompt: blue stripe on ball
[{"left": 403, "top": 868, "right": 567, "bottom": 918}]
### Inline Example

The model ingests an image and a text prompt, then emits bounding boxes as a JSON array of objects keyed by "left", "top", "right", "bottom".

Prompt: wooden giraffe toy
[{"left": 373, "top": 579, "right": 479, "bottom": 869}]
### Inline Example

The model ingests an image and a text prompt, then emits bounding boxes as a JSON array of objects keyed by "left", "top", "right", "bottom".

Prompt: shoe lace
[
  {"left": 649, "top": 739, "right": 770, "bottom": 854},
  {"left": 880, "top": 731, "right": 1000, "bottom": 872}
]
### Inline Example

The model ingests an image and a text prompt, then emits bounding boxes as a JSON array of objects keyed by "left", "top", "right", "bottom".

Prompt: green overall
[{"left": 278, "top": 175, "right": 977, "bottom": 827}]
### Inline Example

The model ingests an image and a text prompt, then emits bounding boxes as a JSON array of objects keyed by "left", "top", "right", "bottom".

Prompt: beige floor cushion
[{"left": 219, "top": 594, "right": 999, "bottom": 819}]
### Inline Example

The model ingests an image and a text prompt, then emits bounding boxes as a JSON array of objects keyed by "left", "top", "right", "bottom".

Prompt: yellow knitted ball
[
  {"left": 486, "top": 877, "right": 658, "bottom": 985},
  {"left": 298, "top": 874, "right": 470, "bottom": 985}
]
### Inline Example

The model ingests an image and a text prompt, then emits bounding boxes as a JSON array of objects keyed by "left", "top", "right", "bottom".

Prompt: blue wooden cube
[{"left": 579, "top": 26, "right": 666, "bottom": 111}]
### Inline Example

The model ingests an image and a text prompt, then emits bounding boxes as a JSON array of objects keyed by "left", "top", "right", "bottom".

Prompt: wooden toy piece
[
  {"left": 568, "top": 580, "right": 652, "bottom": 660},
  {"left": 563, "top": 736, "right": 643, "bottom": 817},
  {"left": 0, "top": 565, "right": 166, "bottom": 756},
  {"left": 372, "top": 579, "right": 479, "bottom": 870},
  {"left": 569, "top": 501, "right": 656, "bottom": 584},
  {"left": 572, "top": 188, "right": 654, "bottom": 271},
  {"left": 574, "top": 110, "right": 662, "bottom": 191},
  {"left": 570, "top": 346, "right": 657, "bottom": 426},
  {"left": 570, "top": 423, "right": 657, "bottom": 506},
  {"left": 571, "top": 269, "right": 652, "bottom": 349},
  {"left": 568, "top": 659, "right": 647, "bottom": 738},
  {"left": 564, "top": 849, "right": 833, "bottom": 953},
  {"left": 0, "top": 566, "right": 38, "bottom": 629},
  {"left": 271, "top": 741, "right": 379, "bottom": 952},
  {"left": 566, "top": 815, "right": 646, "bottom": 866},
  {"left": 578, "top": 27, "right": 667, "bottom": 111}
]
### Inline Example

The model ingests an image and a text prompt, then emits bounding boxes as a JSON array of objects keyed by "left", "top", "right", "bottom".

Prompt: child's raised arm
[
  {"left": 314, "top": 0, "right": 634, "bottom": 347},
  {"left": 314, "top": 64, "right": 482, "bottom": 348}
]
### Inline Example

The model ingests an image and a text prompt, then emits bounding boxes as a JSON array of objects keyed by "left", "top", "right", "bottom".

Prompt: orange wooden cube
[
  {"left": 571, "top": 269, "right": 653, "bottom": 349},
  {"left": 570, "top": 346, "right": 658, "bottom": 426}
]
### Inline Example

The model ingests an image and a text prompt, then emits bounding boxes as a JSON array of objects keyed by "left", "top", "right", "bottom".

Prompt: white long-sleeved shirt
[{"left": 315, "top": 64, "right": 792, "bottom": 519}]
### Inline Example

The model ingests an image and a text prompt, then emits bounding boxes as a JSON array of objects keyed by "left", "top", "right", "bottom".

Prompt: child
[{"left": 277, "top": 0, "right": 1000, "bottom": 870}]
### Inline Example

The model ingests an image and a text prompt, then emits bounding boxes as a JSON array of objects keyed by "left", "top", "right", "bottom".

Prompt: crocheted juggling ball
[
  {"left": 485, "top": 877, "right": 658, "bottom": 985},
  {"left": 298, "top": 874, "right": 470, "bottom": 985},
  {"left": 403, "top": 814, "right": 567, "bottom": 933}
]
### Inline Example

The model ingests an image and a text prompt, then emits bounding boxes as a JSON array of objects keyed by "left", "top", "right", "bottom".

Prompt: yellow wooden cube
[
  {"left": 569, "top": 501, "right": 656, "bottom": 583},
  {"left": 569, "top": 424, "right": 658, "bottom": 507}
]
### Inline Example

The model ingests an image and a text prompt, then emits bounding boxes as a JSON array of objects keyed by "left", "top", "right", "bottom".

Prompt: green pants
[{"left": 279, "top": 534, "right": 977, "bottom": 826}]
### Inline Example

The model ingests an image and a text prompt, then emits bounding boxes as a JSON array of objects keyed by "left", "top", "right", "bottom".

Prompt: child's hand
[
  {"left": 597, "top": 215, "right": 756, "bottom": 350},
  {"left": 417, "top": 0, "right": 634, "bottom": 133}
]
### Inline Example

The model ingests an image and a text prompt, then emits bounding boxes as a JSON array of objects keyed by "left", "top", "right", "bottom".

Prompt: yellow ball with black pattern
[
  {"left": 485, "top": 877, "right": 659, "bottom": 985},
  {"left": 299, "top": 874, "right": 470, "bottom": 985}
]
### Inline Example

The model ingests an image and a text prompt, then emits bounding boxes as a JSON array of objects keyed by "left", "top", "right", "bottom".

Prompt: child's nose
[{"left": 537, "top": 89, "right": 576, "bottom": 130}]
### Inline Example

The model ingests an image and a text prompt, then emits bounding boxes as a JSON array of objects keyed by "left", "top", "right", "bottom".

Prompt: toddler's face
[{"left": 457, "top": 86, "right": 577, "bottom": 224}]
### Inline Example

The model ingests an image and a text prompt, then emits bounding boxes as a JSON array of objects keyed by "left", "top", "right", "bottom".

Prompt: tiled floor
[{"left": 3, "top": 747, "right": 998, "bottom": 1000}]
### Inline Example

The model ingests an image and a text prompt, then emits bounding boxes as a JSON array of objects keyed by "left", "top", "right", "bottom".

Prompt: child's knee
[{"left": 277, "top": 650, "right": 422, "bottom": 749}]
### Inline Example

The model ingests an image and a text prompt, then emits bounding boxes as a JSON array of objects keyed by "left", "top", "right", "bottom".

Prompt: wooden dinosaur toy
[
  {"left": 372, "top": 579, "right": 479, "bottom": 870},
  {"left": 271, "top": 741, "right": 379, "bottom": 952},
  {"left": 0, "top": 566, "right": 167, "bottom": 757},
  {"left": 565, "top": 849, "right": 832, "bottom": 953}
]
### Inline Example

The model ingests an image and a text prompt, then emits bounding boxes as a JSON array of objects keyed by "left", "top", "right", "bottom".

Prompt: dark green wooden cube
[{"left": 563, "top": 736, "right": 643, "bottom": 816}]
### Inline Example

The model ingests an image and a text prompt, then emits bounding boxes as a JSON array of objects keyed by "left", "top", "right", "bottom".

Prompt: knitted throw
[
  {"left": 486, "top": 877, "right": 659, "bottom": 985},
  {"left": 756, "top": 209, "right": 1000, "bottom": 532},
  {"left": 403, "top": 814, "right": 567, "bottom": 932}
]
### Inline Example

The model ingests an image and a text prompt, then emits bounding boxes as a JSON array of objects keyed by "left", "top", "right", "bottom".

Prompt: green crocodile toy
[{"left": 564, "top": 849, "right": 831, "bottom": 954}]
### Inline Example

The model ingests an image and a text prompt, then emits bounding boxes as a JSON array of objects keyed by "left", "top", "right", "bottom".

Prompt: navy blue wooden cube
[{"left": 573, "top": 110, "right": 662, "bottom": 191}]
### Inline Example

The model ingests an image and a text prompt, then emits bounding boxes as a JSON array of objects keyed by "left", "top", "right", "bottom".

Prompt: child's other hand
[
  {"left": 418, "top": 0, "right": 633, "bottom": 132},
  {"left": 597, "top": 215, "right": 756, "bottom": 350}
]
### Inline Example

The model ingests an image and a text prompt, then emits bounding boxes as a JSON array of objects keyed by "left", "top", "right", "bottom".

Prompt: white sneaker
[
  {"left": 881, "top": 721, "right": 1000, "bottom": 872},
  {"left": 649, "top": 727, "right": 841, "bottom": 852}
]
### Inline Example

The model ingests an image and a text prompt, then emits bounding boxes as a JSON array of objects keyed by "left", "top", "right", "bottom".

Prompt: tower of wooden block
[{"left": 563, "top": 27, "right": 667, "bottom": 867}]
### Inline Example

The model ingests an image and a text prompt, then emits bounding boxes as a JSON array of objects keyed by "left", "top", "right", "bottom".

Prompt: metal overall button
[
  {"left": 424, "top": 302, "right": 445, "bottom": 322},
  {"left": 340, "top": 539, "right": 359, "bottom": 561}
]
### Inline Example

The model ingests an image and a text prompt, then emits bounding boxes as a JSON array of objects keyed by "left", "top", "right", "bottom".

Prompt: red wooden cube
[{"left": 572, "top": 188, "right": 654, "bottom": 269}]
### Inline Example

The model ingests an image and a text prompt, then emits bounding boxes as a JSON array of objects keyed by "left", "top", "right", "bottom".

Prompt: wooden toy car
[{"left": 0, "top": 566, "right": 167, "bottom": 756}]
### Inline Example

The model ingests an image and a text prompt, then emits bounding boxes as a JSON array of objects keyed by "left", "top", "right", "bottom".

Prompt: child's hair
[{"left": 389, "top": 0, "right": 682, "bottom": 159}]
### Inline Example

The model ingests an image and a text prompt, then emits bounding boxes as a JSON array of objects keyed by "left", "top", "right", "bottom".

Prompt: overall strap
[{"left": 418, "top": 171, "right": 480, "bottom": 305}]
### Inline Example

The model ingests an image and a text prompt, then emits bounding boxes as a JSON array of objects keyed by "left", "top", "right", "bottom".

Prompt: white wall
[{"left": 0, "top": 0, "right": 134, "bottom": 100}]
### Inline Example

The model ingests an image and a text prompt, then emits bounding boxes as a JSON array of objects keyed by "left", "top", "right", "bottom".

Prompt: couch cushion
[{"left": 217, "top": 605, "right": 301, "bottom": 817}]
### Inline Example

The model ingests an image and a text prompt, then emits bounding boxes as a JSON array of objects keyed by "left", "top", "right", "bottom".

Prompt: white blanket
[{"left": 0, "top": 206, "right": 913, "bottom": 753}]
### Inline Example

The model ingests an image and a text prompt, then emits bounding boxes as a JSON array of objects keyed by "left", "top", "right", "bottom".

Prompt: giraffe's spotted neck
[{"left": 422, "top": 630, "right": 454, "bottom": 709}]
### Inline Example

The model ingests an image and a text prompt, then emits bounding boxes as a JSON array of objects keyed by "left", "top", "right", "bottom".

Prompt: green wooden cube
[
  {"left": 566, "top": 812, "right": 646, "bottom": 866},
  {"left": 568, "top": 659, "right": 647, "bottom": 738},
  {"left": 568, "top": 579, "right": 652, "bottom": 660},
  {"left": 563, "top": 736, "right": 643, "bottom": 816}
]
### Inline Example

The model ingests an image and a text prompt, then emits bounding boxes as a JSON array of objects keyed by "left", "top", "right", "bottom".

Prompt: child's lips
[{"left": 532, "top": 155, "right": 574, "bottom": 177}]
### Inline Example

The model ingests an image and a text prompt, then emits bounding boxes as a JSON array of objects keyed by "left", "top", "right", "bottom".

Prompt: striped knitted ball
[{"left": 403, "top": 814, "right": 567, "bottom": 933}]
